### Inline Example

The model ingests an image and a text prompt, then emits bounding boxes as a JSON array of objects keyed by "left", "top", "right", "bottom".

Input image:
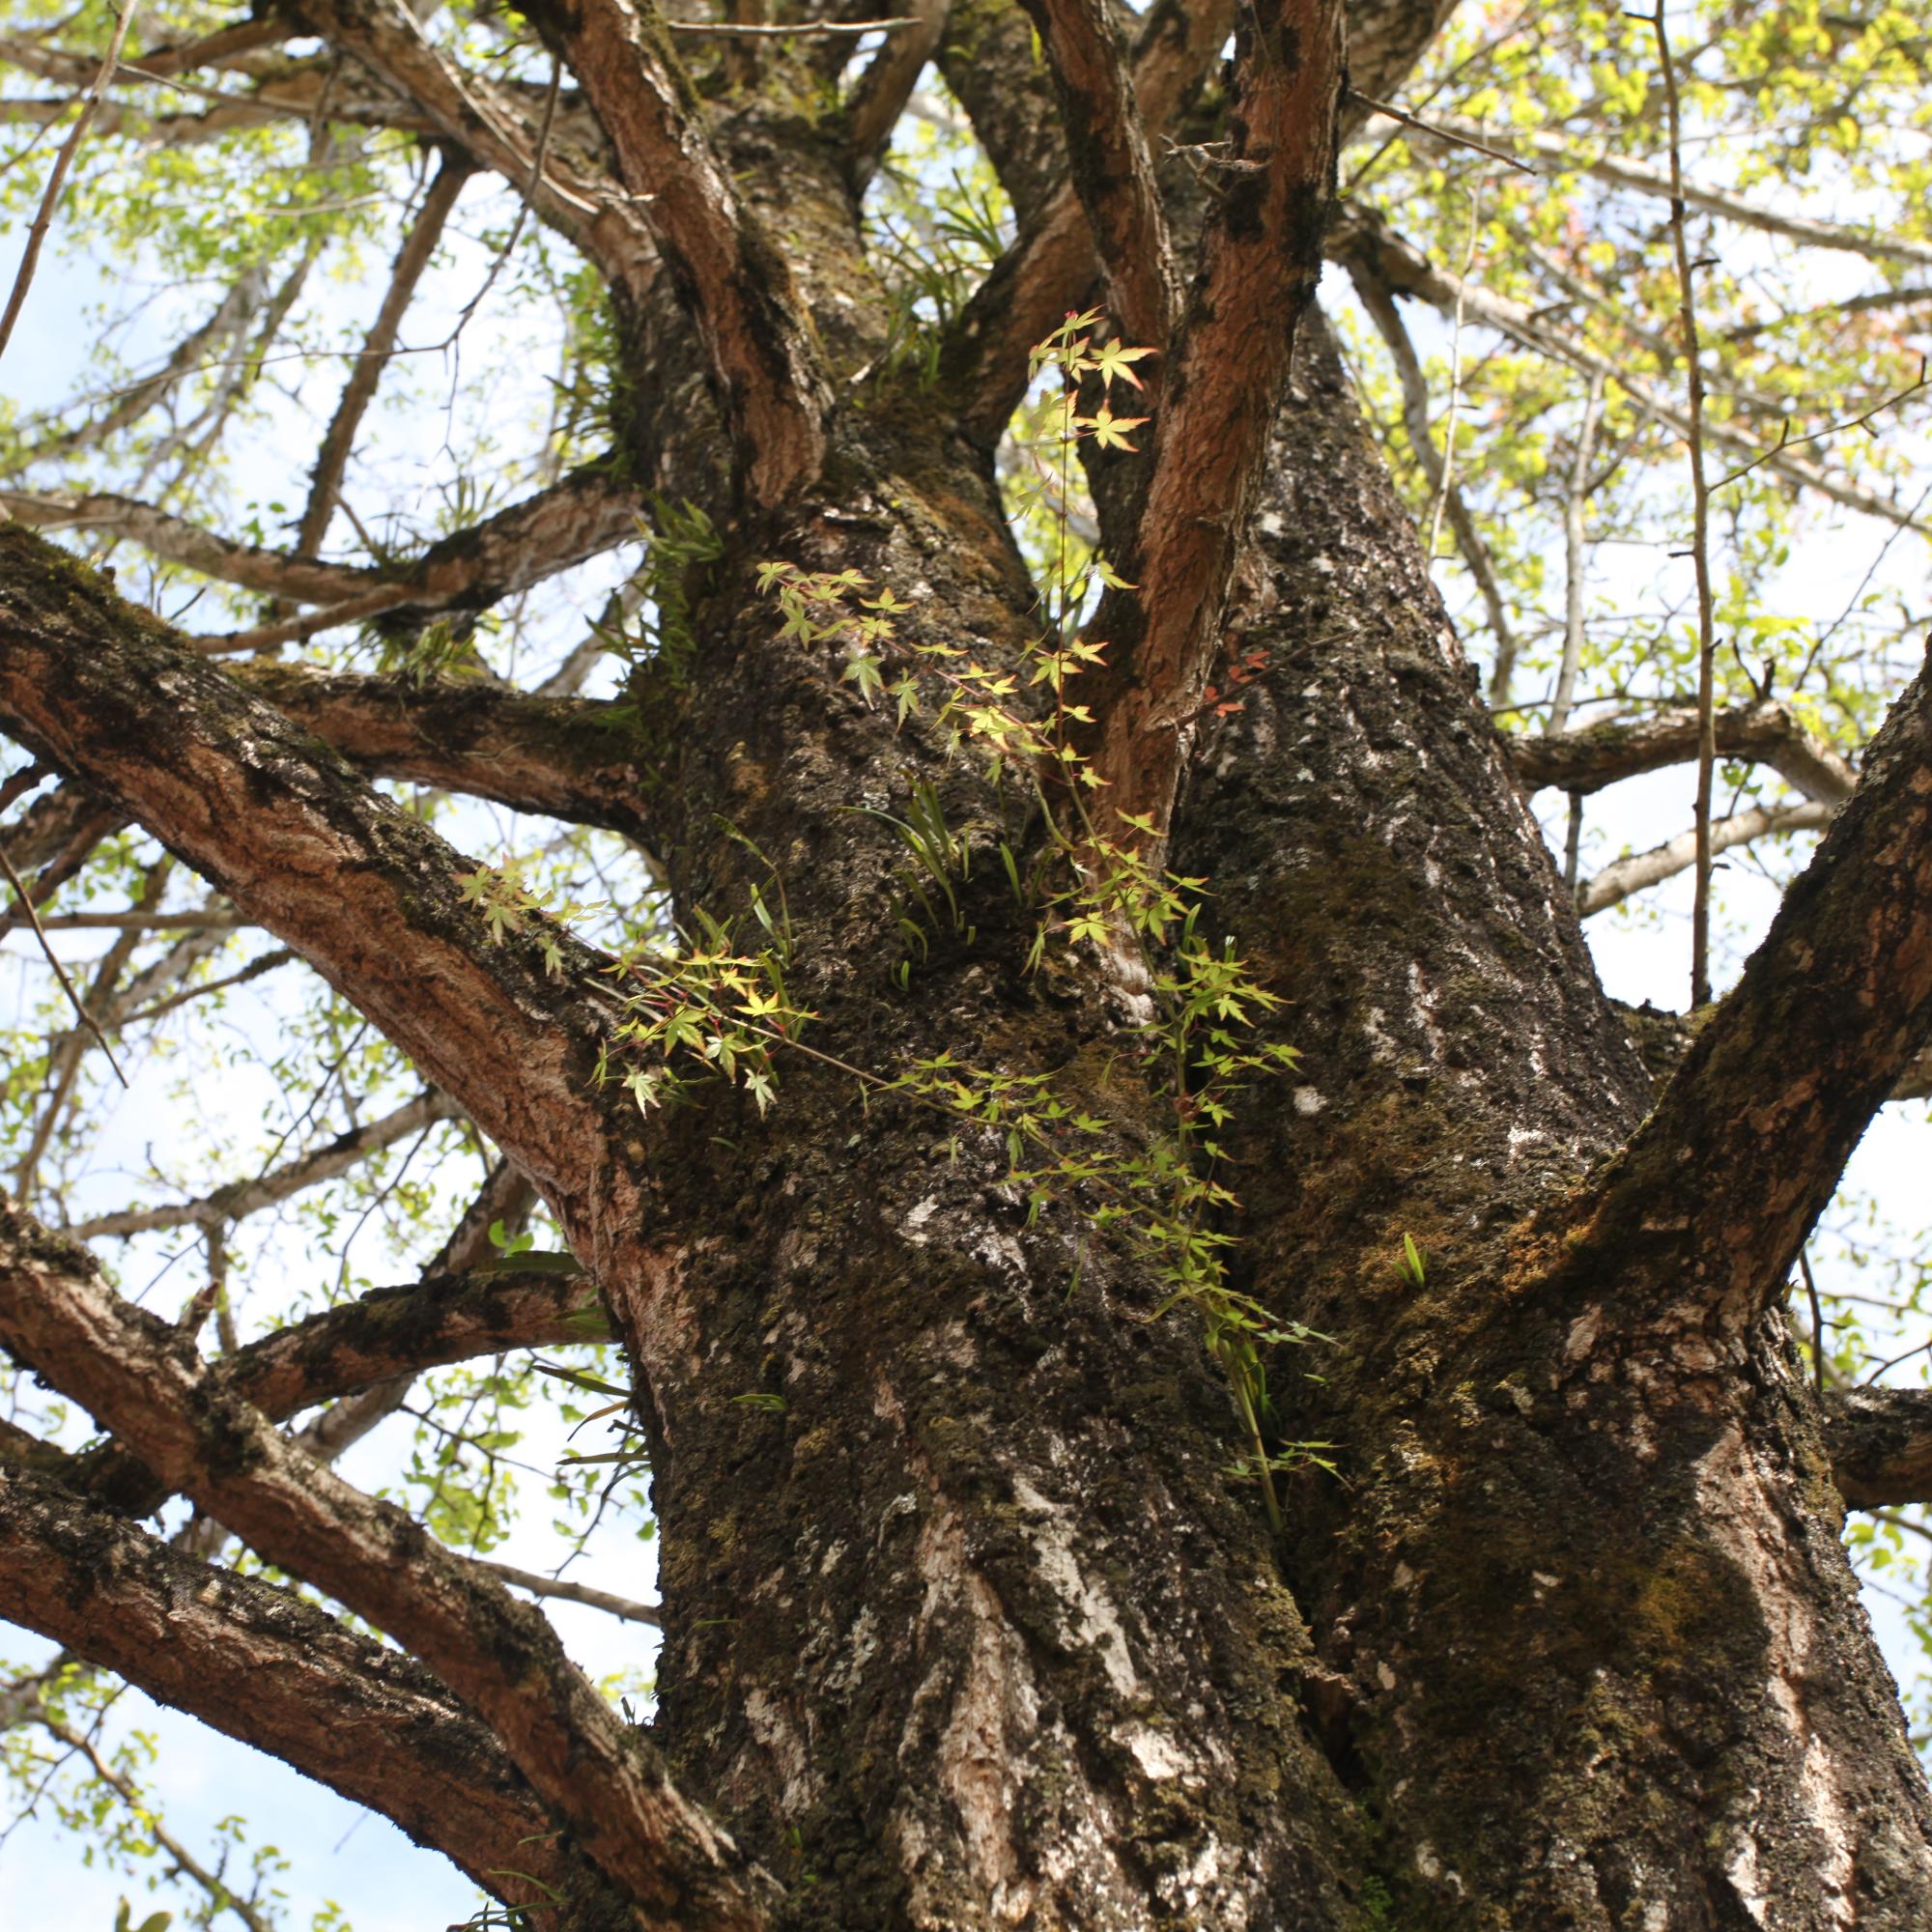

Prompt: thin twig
[
  {"left": 1350, "top": 90, "right": 1539, "bottom": 176},
  {"left": 1713, "top": 354, "right": 1930, "bottom": 493},
  {"left": 1548, "top": 371, "right": 1605, "bottom": 737},
  {"left": 1562, "top": 790, "right": 1584, "bottom": 898},
  {"left": 478, "top": 1558, "right": 663, "bottom": 1627},
  {"left": 0, "top": 0, "right": 143, "bottom": 366},
  {"left": 0, "top": 839, "right": 128, "bottom": 1085},
  {"left": 1651, "top": 0, "right": 1717, "bottom": 1009},
  {"left": 438, "top": 57, "right": 562, "bottom": 353},
  {"left": 666, "top": 14, "right": 916, "bottom": 32},
  {"left": 1799, "top": 1247, "right": 1827, "bottom": 1399},
  {"left": 1426, "top": 182, "right": 1487, "bottom": 563},
  {"left": 7, "top": 909, "right": 249, "bottom": 931},
  {"left": 191, "top": 584, "right": 417, "bottom": 656}
]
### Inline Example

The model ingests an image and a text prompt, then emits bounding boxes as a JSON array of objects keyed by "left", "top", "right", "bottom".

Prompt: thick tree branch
[
  {"left": 70, "top": 1261, "right": 609, "bottom": 1520},
  {"left": 519, "top": 0, "right": 826, "bottom": 505},
  {"left": 0, "top": 1463, "right": 638, "bottom": 1930},
  {"left": 0, "top": 526, "right": 618, "bottom": 1234},
  {"left": 1562, "top": 658, "right": 1932, "bottom": 1333},
  {"left": 945, "top": 0, "right": 1456, "bottom": 446},
  {"left": 1017, "top": 0, "right": 1177, "bottom": 353},
  {"left": 0, "top": 1200, "right": 776, "bottom": 1931},
  {"left": 1822, "top": 1387, "right": 1932, "bottom": 1510},
  {"left": 1078, "top": 0, "right": 1346, "bottom": 838},
  {"left": 290, "top": 1159, "right": 539, "bottom": 1465},
  {"left": 230, "top": 1263, "right": 610, "bottom": 1427},
  {"left": 1511, "top": 699, "right": 1859, "bottom": 804},
  {"left": 235, "top": 666, "right": 662, "bottom": 845},
  {"left": 844, "top": 0, "right": 948, "bottom": 188}
]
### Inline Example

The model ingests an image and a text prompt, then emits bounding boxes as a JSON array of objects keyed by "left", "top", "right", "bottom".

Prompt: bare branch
[
  {"left": 1562, "top": 658, "right": 1932, "bottom": 1334},
  {"left": 1, "top": 463, "right": 640, "bottom": 632},
  {"left": 234, "top": 666, "right": 663, "bottom": 846},
  {"left": 0, "top": 1200, "right": 778, "bottom": 1930},
  {"left": 1077, "top": 0, "right": 1346, "bottom": 840},
  {"left": 0, "top": 0, "right": 141, "bottom": 366},
  {"left": 0, "top": 826, "right": 126, "bottom": 1084},
  {"left": 297, "top": 153, "right": 472, "bottom": 556},
  {"left": 291, "top": 1160, "right": 537, "bottom": 1464},
  {"left": 1, "top": 781, "right": 116, "bottom": 874},
  {"left": 73, "top": 1264, "right": 608, "bottom": 1521},
  {"left": 0, "top": 1463, "right": 639, "bottom": 1929},
  {"left": 1823, "top": 1387, "right": 1932, "bottom": 1510},
  {"left": 69, "top": 1088, "right": 460, "bottom": 1239},
  {"left": 239, "top": 1262, "right": 607, "bottom": 1411},
  {"left": 1388, "top": 111, "right": 1932, "bottom": 271},
  {"left": 1510, "top": 700, "right": 1859, "bottom": 805},
  {"left": 482, "top": 1557, "right": 662, "bottom": 1627},
  {"left": 0, "top": 487, "right": 379, "bottom": 602},
  {"left": 1648, "top": 0, "right": 1719, "bottom": 1008},
  {"left": 1577, "top": 797, "right": 1834, "bottom": 919}
]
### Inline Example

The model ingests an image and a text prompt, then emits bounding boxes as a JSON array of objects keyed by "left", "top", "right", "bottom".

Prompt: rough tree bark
[{"left": 1, "top": 0, "right": 1929, "bottom": 1928}]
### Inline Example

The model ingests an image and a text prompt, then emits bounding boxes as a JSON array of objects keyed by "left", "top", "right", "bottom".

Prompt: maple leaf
[
  {"left": 1093, "top": 337, "right": 1157, "bottom": 391},
  {"left": 1083, "top": 404, "right": 1151, "bottom": 451}
]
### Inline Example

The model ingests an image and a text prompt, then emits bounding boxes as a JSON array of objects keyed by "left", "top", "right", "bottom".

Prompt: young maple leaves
[{"left": 1029, "top": 307, "right": 1156, "bottom": 454}]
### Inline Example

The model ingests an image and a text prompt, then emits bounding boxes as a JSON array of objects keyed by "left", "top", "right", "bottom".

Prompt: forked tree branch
[
  {"left": 0, "top": 526, "right": 618, "bottom": 1236},
  {"left": 518, "top": 0, "right": 827, "bottom": 505},
  {"left": 0, "top": 1463, "right": 639, "bottom": 1930},
  {"left": 0, "top": 1199, "right": 775, "bottom": 1931},
  {"left": 1560, "top": 657, "right": 1932, "bottom": 1333},
  {"left": 944, "top": 0, "right": 1236, "bottom": 446},
  {"left": 1077, "top": 0, "right": 1346, "bottom": 839}
]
